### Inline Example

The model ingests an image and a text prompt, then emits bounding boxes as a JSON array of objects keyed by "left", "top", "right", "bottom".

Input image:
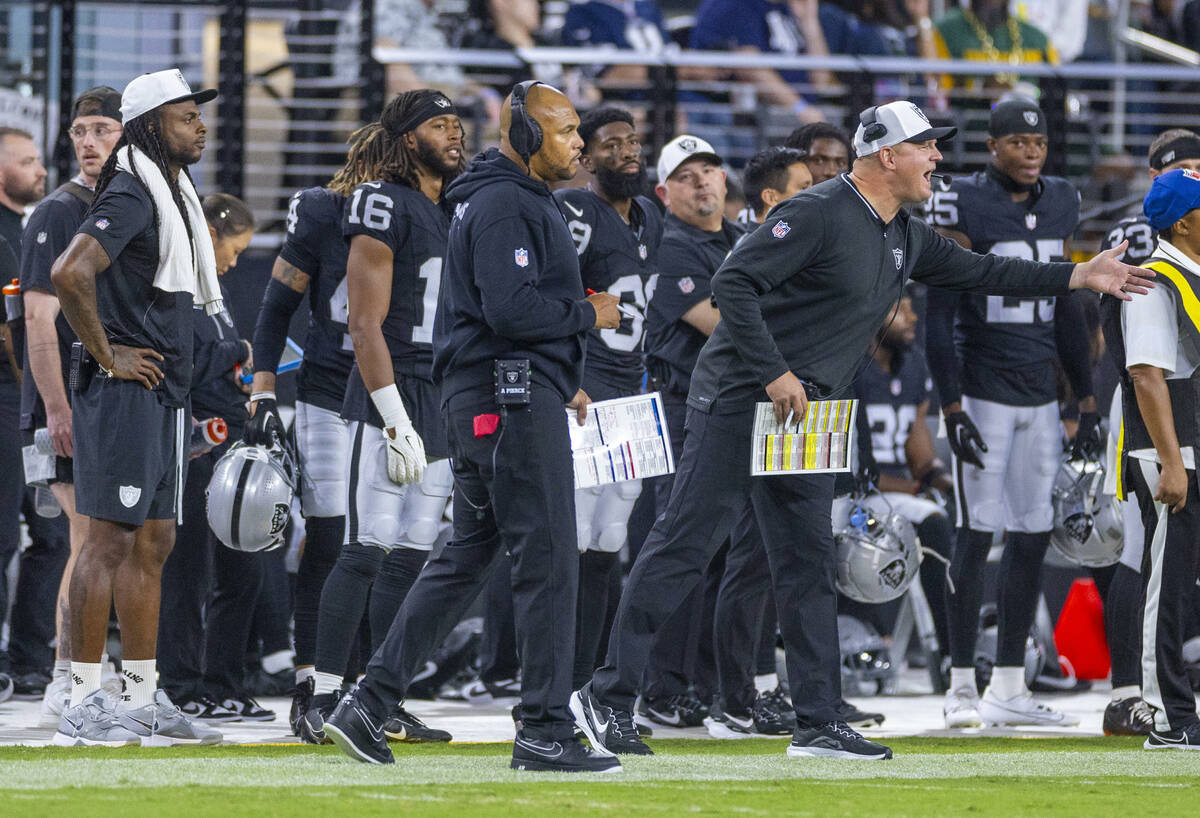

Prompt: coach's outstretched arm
[{"left": 51, "top": 234, "right": 164, "bottom": 389}]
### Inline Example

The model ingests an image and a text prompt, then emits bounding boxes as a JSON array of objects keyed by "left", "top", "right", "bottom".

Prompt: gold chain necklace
[{"left": 962, "top": 8, "right": 1023, "bottom": 86}]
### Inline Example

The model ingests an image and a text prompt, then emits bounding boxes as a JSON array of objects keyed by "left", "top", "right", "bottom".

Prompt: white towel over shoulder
[{"left": 115, "top": 144, "right": 222, "bottom": 315}]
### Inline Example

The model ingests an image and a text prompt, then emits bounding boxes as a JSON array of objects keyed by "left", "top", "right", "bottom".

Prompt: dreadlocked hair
[
  {"left": 328, "top": 122, "right": 389, "bottom": 195},
  {"left": 91, "top": 110, "right": 196, "bottom": 249},
  {"left": 378, "top": 90, "right": 465, "bottom": 191}
]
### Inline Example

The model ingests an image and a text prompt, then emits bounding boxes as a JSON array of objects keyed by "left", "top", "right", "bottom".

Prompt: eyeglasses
[{"left": 69, "top": 124, "right": 120, "bottom": 140}]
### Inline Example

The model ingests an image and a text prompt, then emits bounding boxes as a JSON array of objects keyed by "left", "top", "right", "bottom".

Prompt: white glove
[
  {"left": 371, "top": 383, "right": 427, "bottom": 486},
  {"left": 382, "top": 422, "right": 427, "bottom": 486}
]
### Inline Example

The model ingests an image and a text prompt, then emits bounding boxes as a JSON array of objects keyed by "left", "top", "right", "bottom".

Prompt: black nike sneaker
[
  {"left": 324, "top": 690, "right": 395, "bottom": 765},
  {"left": 638, "top": 693, "right": 708, "bottom": 728},
  {"left": 788, "top": 721, "right": 893, "bottom": 760},
  {"left": 839, "top": 699, "right": 885, "bottom": 728},
  {"left": 1145, "top": 721, "right": 1200, "bottom": 750},
  {"left": 298, "top": 692, "right": 339, "bottom": 745},
  {"left": 752, "top": 691, "right": 793, "bottom": 735},
  {"left": 510, "top": 732, "right": 623, "bottom": 773},
  {"left": 289, "top": 677, "right": 314, "bottom": 736},
  {"left": 1103, "top": 697, "right": 1155, "bottom": 736},
  {"left": 570, "top": 682, "right": 653, "bottom": 756},
  {"left": 384, "top": 704, "right": 452, "bottom": 742}
]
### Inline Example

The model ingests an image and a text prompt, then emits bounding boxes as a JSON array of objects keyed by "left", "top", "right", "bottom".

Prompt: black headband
[
  {"left": 390, "top": 93, "right": 458, "bottom": 135},
  {"left": 1149, "top": 136, "right": 1200, "bottom": 171}
]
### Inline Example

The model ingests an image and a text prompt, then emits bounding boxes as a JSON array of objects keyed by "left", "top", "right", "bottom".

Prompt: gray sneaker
[
  {"left": 118, "top": 690, "right": 224, "bottom": 746},
  {"left": 52, "top": 690, "right": 140, "bottom": 747}
]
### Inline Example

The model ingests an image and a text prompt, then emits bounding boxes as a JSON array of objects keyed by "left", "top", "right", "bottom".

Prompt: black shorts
[{"left": 72, "top": 377, "right": 187, "bottom": 526}]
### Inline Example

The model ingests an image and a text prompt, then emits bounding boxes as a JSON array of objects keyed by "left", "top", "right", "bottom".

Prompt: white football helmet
[
  {"left": 835, "top": 499, "right": 920, "bottom": 604},
  {"left": 1050, "top": 456, "right": 1123, "bottom": 568},
  {"left": 206, "top": 442, "right": 297, "bottom": 552}
]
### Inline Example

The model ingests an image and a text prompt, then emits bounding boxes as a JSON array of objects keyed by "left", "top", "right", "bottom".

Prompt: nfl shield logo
[
  {"left": 893, "top": 247, "right": 903, "bottom": 269},
  {"left": 639, "top": 244, "right": 647, "bottom": 260},
  {"left": 515, "top": 248, "right": 529, "bottom": 267},
  {"left": 678, "top": 276, "right": 695, "bottom": 294},
  {"left": 1025, "top": 213, "right": 1038, "bottom": 230},
  {"left": 772, "top": 220, "right": 790, "bottom": 239},
  {"left": 95, "top": 217, "right": 110, "bottom": 230},
  {"left": 1023, "top": 110, "right": 1039, "bottom": 127}
]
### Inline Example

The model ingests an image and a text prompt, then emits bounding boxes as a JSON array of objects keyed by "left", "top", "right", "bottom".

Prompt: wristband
[
  {"left": 370, "top": 383, "right": 412, "bottom": 430},
  {"left": 250, "top": 391, "right": 276, "bottom": 403}
]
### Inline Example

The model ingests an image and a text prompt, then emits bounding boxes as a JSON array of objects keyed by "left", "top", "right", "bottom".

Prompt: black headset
[
  {"left": 509, "top": 80, "right": 544, "bottom": 165},
  {"left": 858, "top": 106, "right": 888, "bottom": 144}
]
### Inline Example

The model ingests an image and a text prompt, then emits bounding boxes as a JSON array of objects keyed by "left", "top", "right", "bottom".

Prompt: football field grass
[{"left": 1, "top": 737, "right": 1196, "bottom": 816}]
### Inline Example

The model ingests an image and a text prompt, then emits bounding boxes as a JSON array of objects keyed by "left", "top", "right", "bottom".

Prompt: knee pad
[
  {"left": 575, "top": 485, "right": 604, "bottom": 550},
  {"left": 592, "top": 480, "right": 642, "bottom": 553},
  {"left": 334, "top": 542, "right": 386, "bottom": 581},
  {"left": 399, "top": 459, "right": 454, "bottom": 549},
  {"left": 969, "top": 500, "right": 1005, "bottom": 533}
]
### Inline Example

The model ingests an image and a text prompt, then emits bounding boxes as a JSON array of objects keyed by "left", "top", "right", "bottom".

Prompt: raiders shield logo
[
  {"left": 271, "top": 503, "right": 289, "bottom": 536},
  {"left": 1023, "top": 110, "right": 1039, "bottom": 127},
  {"left": 1063, "top": 512, "right": 1094, "bottom": 544},
  {"left": 893, "top": 247, "right": 904, "bottom": 269},
  {"left": 879, "top": 558, "right": 907, "bottom": 590},
  {"left": 506, "top": 371, "right": 519, "bottom": 384},
  {"left": 908, "top": 102, "right": 930, "bottom": 124},
  {"left": 679, "top": 137, "right": 697, "bottom": 152},
  {"left": 1025, "top": 212, "right": 1038, "bottom": 230},
  {"left": 772, "top": 220, "right": 790, "bottom": 239},
  {"left": 119, "top": 485, "right": 142, "bottom": 508},
  {"left": 434, "top": 95, "right": 451, "bottom": 108},
  {"left": 515, "top": 247, "right": 529, "bottom": 267}
]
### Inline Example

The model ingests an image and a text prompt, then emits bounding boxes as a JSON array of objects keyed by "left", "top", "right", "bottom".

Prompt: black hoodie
[{"left": 433, "top": 149, "right": 596, "bottom": 403}]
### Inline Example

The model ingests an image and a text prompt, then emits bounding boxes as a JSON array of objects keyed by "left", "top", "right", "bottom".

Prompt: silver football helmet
[
  {"left": 838, "top": 615, "right": 897, "bottom": 697},
  {"left": 835, "top": 499, "right": 920, "bottom": 604},
  {"left": 206, "top": 441, "right": 297, "bottom": 552},
  {"left": 1050, "top": 456, "right": 1123, "bottom": 568}
]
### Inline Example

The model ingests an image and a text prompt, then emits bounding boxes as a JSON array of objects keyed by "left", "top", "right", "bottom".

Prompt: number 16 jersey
[{"left": 925, "top": 170, "right": 1080, "bottom": 405}]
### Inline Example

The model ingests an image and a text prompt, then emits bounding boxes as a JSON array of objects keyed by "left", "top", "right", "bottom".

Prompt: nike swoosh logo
[
  {"left": 64, "top": 717, "right": 83, "bottom": 732},
  {"left": 516, "top": 737, "right": 564, "bottom": 758},
  {"left": 355, "top": 706, "right": 385, "bottom": 742},
  {"left": 649, "top": 709, "right": 681, "bottom": 726},
  {"left": 563, "top": 201, "right": 584, "bottom": 218},
  {"left": 125, "top": 715, "right": 158, "bottom": 731},
  {"left": 588, "top": 699, "right": 611, "bottom": 736}
]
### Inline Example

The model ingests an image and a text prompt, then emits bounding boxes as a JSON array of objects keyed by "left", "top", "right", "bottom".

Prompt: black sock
[
  {"left": 368, "top": 547, "right": 427, "bottom": 654},
  {"left": 916, "top": 514, "right": 954, "bottom": 661},
  {"left": 293, "top": 515, "right": 344, "bottom": 669},
  {"left": 947, "top": 528, "right": 994, "bottom": 668},
  {"left": 995, "top": 531, "right": 1051, "bottom": 667},
  {"left": 314, "top": 542, "right": 383, "bottom": 675}
]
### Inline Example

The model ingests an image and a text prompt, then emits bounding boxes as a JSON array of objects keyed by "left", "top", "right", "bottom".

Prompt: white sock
[
  {"left": 69, "top": 662, "right": 102, "bottom": 708},
  {"left": 53, "top": 659, "right": 71, "bottom": 680},
  {"left": 121, "top": 659, "right": 157, "bottom": 709},
  {"left": 263, "top": 650, "right": 294, "bottom": 676},
  {"left": 989, "top": 666, "right": 1026, "bottom": 700},
  {"left": 1111, "top": 685, "right": 1140, "bottom": 703},
  {"left": 295, "top": 666, "right": 316, "bottom": 685},
  {"left": 949, "top": 667, "right": 975, "bottom": 694},
  {"left": 754, "top": 673, "right": 779, "bottom": 694},
  {"left": 314, "top": 671, "right": 342, "bottom": 696}
]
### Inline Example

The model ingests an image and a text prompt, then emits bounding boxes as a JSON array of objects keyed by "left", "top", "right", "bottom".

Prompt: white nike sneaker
[
  {"left": 704, "top": 712, "right": 756, "bottom": 739},
  {"left": 39, "top": 674, "right": 71, "bottom": 727},
  {"left": 118, "top": 690, "right": 224, "bottom": 746},
  {"left": 943, "top": 686, "right": 982, "bottom": 729},
  {"left": 979, "top": 688, "right": 1079, "bottom": 727}
]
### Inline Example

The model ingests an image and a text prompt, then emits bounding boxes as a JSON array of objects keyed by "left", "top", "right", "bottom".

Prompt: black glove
[
  {"left": 856, "top": 454, "right": 879, "bottom": 494},
  {"left": 245, "top": 396, "right": 284, "bottom": 447},
  {"left": 1071, "top": 411, "right": 1103, "bottom": 460},
  {"left": 945, "top": 410, "right": 988, "bottom": 469}
]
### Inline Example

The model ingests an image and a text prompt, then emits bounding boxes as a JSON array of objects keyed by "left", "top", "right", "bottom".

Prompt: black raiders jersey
[
  {"left": 278, "top": 186, "right": 355, "bottom": 413},
  {"left": 555, "top": 189, "right": 663, "bottom": 396},
  {"left": 341, "top": 180, "right": 450, "bottom": 424},
  {"left": 1101, "top": 212, "right": 1157, "bottom": 267},
  {"left": 855, "top": 351, "right": 931, "bottom": 478},
  {"left": 925, "top": 171, "right": 1080, "bottom": 404}
]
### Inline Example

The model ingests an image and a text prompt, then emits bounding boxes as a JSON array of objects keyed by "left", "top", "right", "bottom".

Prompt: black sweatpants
[
  {"left": 713, "top": 503, "right": 771, "bottom": 716},
  {"left": 359, "top": 386, "right": 579, "bottom": 741},
  {"left": 593, "top": 403, "right": 842, "bottom": 726},
  {"left": 1129, "top": 456, "right": 1200, "bottom": 731}
]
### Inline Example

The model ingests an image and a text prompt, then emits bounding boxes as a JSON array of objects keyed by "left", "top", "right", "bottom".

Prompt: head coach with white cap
[
  {"left": 572, "top": 99, "right": 1156, "bottom": 761},
  {"left": 49, "top": 68, "right": 222, "bottom": 748}
]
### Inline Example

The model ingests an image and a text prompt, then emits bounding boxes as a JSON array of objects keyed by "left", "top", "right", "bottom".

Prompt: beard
[
  {"left": 595, "top": 162, "right": 648, "bottom": 200},
  {"left": 416, "top": 138, "right": 464, "bottom": 181}
]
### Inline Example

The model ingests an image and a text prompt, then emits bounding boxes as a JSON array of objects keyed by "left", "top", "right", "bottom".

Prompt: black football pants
[
  {"left": 593, "top": 403, "right": 843, "bottom": 726},
  {"left": 359, "top": 386, "right": 579, "bottom": 741}
]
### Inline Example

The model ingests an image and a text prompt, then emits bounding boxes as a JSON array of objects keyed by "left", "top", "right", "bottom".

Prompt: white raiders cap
[
  {"left": 656, "top": 134, "right": 722, "bottom": 182},
  {"left": 852, "top": 101, "right": 956, "bottom": 158},
  {"left": 120, "top": 68, "right": 217, "bottom": 124}
]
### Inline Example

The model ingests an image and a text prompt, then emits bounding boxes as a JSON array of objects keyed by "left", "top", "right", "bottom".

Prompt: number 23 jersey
[
  {"left": 926, "top": 171, "right": 1079, "bottom": 401},
  {"left": 340, "top": 180, "right": 449, "bottom": 423}
]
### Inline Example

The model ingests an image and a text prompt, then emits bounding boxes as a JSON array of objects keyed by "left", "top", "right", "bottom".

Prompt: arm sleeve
[
  {"left": 1054, "top": 292, "right": 1095, "bottom": 401},
  {"left": 909, "top": 218, "right": 1074, "bottom": 295},
  {"left": 20, "top": 200, "right": 79, "bottom": 294},
  {"left": 251, "top": 277, "right": 305, "bottom": 377},
  {"left": 709, "top": 199, "right": 826, "bottom": 387},
  {"left": 924, "top": 286, "right": 964, "bottom": 408},
  {"left": 473, "top": 217, "right": 595, "bottom": 341}
]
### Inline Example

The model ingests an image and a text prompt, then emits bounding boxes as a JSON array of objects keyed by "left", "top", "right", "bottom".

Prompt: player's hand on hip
[
  {"left": 945, "top": 410, "right": 988, "bottom": 469},
  {"left": 1155, "top": 461, "right": 1188, "bottom": 513},
  {"left": 109, "top": 344, "right": 164, "bottom": 389},
  {"left": 1069, "top": 241, "right": 1155, "bottom": 301},
  {"left": 587, "top": 292, "right": 622, "bottom": 329},
  {"left": 244, "top": 396, "right": 284, "bottom": 447},
  {"left": 765, "top": 371, "right": 809, "bottom": 425},
  {"left": 383, "top": 422, "right": 427, "bottom": 486},
  {"left": 566, "top": 388, "right": 591, "bottom": 426}
]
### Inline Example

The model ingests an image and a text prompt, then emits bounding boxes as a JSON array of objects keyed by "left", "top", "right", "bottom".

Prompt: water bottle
[
  {"left": 34, "top": 427, "right": 55, "bottom": 455},
  {"left": 35, "top": 486, "right": 62, "bottom": 518},
  {"left": 3, "top": 278, "right": 20, "bottom": 323},
  {"left": 190, "top": 417, "right": 228, "bottom": 456}
]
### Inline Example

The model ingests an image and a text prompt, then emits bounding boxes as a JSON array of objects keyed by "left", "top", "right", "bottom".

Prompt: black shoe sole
[
  {"left": 324, "top": 720, "right": 394, "bottom": 764},
  {"left": 510, "top": 756, "right": 623, "bottom": 773}
]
